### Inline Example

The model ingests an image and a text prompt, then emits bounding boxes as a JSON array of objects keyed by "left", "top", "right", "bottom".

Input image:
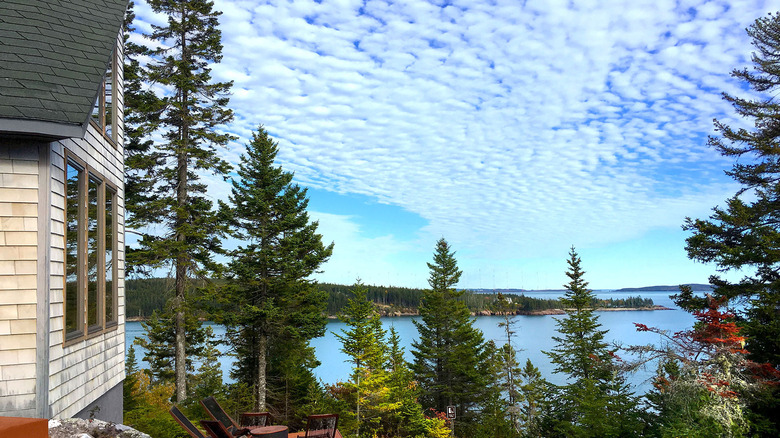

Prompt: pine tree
[
  {"left": 496, "top": 293, "right": 523, "bottom": 433},
  {"left": 411, "top": 238, "right": 492, "bottom": 430},
  {"left": 679, "top": 12, "right": 780, "bottom": 435},
  {"left": 123, "top": 345, "right": 141, "bottom": 415},
  {"left": 542, "top": 248, "right": 641, "bottom": 438},
  {"left": 223, "top": 126, "right": 333, "bottom": 412},
  {"left": 335, "top": 282, "right": 388, "bottom": 437},
  {"left": 122, "top": 1, "right": 162, "bottom": 276},
  {"left": 386, "top": 326, "right": 421, "bottom": 437},
  {"left": 134, "top": 307, "right": 211, "bottom": 385},
  {"left": 127, "top": 0, "right": 235, "bottom": 401},
  {"left": 518, "top": 359, "right": 547, "bottom": 438},
  {"left": 680, "top": 10, "right": 780, "bottom": 371},
  {"left": 545, "top": 248, "right": 610, "bottom": 383}
]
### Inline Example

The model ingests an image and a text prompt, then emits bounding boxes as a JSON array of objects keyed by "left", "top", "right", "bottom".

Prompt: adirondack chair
[
  {"left": 240, "top": 412, "right": 273, "bottom": 428},
  {"left": 292, "top": 414, "right": 338, "bottom": 438},
  {"left": 202, "top": 420, "right": 235, "bottom": 438},
  {"left": 201, "top": 396, "right": 271, "bottom": 436},
  {"left": 170, "top": 406, "right": 208, "bottom": 438}
]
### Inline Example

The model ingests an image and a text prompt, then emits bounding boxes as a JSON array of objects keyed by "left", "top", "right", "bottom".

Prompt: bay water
[{"left": 125, "top": 290, "right": 694, "bottom": 395}]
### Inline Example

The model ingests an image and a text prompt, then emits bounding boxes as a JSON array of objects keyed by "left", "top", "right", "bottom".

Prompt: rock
[{"left": 48, "top": 418, "right": 152, "bottom": 438}]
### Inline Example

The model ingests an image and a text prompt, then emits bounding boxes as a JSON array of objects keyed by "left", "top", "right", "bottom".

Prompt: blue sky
[{"left": 130, "top": 0, "right": 773, "bottom": 290}]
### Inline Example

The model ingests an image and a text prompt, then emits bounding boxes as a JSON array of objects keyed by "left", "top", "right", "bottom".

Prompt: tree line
[
  {"left": 120, "top": 1, "right": 780, "bottom": 437},
  {"left": 127, "top": 277, "right": 655, "bottom": 318}
]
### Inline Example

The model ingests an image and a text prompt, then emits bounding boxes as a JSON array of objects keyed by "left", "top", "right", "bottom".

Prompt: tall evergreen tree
[
  {"left": 518, "top": 359, "right": 547, "bottom": 438},
  {"left": 122, "top": 1, "right": 162, "bottom": 272},
  {"left": 544, "top": 248, "right": 611, "bottom": 383},
  {"left": 223, "top": 126, "right": 333, "bottom": 412},
  {"left": 335, "top": 282, "right": 388, "bottom": 437},
  {"left": 496, "top": 293, "right": 523, "bottom": 433},
  {"left": 680, "top": 10, "right": 780, "bottom": 370},
  {"left": 679, "top": 12, "right": 780, "bottom": 434},
  {"left": 126, "top": 0, "right": 235, "bottom": 401},
  {"left": 542, "top": 248, "right": 641, "bottom": 438},
  {"left": 411, "top": 238, "right": 492, "bottom": 429}
]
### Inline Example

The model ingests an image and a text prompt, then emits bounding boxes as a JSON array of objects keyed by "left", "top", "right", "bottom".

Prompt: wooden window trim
[
  {"left": 90, "top": 46, "right": 118, "bottom": 147},
  {"left": 63, "top": 151, "right": 119, "bottom": 347}
]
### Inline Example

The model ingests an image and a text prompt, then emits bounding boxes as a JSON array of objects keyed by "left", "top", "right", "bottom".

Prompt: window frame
[
  {"left": 89, "top": 46, "right": 118, "bottom": 146},
  {"left": 63, "top": 152, "right": 119, "bottom": 346}
]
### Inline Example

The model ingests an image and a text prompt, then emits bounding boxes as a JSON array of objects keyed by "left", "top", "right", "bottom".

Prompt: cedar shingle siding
[{"left": 0, "top": 0, "right": 128, "bottom": 422}]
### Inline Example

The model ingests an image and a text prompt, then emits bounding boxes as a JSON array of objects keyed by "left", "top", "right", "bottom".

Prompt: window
[
  {"left": 65, "top": 157, "right": 118, "bottom": 343},
  {"left": 91, "top": 47, "right": 117, "bottom": 143}
]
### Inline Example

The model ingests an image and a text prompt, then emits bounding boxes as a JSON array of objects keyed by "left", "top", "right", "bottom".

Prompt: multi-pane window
[
  {"left": 65, "top": 157, "right": 118, "bottom": 342},
  {"left": 91, "top": 47, "right": 117, "bottom": 143}
]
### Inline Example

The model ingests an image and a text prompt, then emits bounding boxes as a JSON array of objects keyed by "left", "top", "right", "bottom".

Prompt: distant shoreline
[
  {"left": 126, "top": 305, "right": 673, "bottom": 323},
  {"left": 614, "top": 284, "right": 712, "bottom": 292},
  {"left": 331, "top": 305, "right": 673, "bottom": 319}
]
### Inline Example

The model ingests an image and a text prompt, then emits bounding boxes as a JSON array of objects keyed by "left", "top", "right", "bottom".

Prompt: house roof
[{"left": 0, "top": 0, "right": 128, "bottom": 139}]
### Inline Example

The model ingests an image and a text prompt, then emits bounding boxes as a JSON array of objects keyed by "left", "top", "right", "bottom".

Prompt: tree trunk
[
  {"left": 174, "top": 289, "right": 186, "bottom": 401},
  {"left": 174, "top": 4, "right": 189, "bottom": 403},
  {"left": 256, "top": 333, "right": 267, "bottom": 411},
  {"left": 175, "top": 138, "right": 188, "bottom": 402}
]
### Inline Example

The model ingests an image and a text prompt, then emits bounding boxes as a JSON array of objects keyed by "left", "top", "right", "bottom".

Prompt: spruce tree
[
  {"left": 122, "top": 1, "right": 162, "bottom": 273},
  {"left": 411, "top": 238, "right": 492, "bottom": 429},
  {"left": 126, "top": 0, "right": 235, "bottom": 401},
  {"left": 496, "top": 293, "right": 523, "bottom": 432},
  {"left": 679, "top": 13, "right": 780, "bottom": 434},
  {"left": 680, "top": 10, "right": 780, "bottom": 369},
  {"left": 545, "top": 248, "right": 610, "bottom": 383},
  {"left": 542, "top": 248, "right": 641, "bottom": 438},
  {"left": 223, "top": 126, "right": 333, "bottom": 412},
  {"left": 518, "top": 359, "right": 547, "bottom": 438},
  {"left": 335, "top": 282, "right": 388, "bottom": 437}
]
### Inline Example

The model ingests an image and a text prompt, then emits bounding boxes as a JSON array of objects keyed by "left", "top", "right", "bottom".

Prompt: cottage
[{"left": 0, "top": 0, "right": 128, "bottom": 422}]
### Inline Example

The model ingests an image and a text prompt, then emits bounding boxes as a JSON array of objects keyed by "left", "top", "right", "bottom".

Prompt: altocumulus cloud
[{"left": 133, "top": 0, "right": 771, "bottom": 268}]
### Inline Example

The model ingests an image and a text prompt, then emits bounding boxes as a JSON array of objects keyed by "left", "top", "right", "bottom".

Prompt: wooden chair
[
  {"left": 202, "top": 420, "right": 235, "bottom": 438},
  {"left": 240, "top": 412, "right": 272, "bottom": 428},
  {"left": 302, "top": 414, "right": 338, "bottom": 438},
  {"left": 201, "top": 396, "right": 271, "bottom": 436},
  {"left": 170, "top": 405, "right": 208, "bottom": 438}
]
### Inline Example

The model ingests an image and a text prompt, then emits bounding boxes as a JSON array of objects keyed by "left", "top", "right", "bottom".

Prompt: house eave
[{"left": 0, "top": 118, "right": 87, "bottom": 141}]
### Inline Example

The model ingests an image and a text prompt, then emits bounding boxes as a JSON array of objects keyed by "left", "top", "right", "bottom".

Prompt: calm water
[{"left": 125, "top": 290, "right": 694, "bottom": 395}]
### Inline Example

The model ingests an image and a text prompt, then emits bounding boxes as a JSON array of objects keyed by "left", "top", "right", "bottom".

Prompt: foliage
[
  {"left": 411, "top": 238, "right": 493, "bottom": 432},
  {"left": 631, "top": 292, "right": 780, "bottom": 437},
  {"left": 678, "top": 12, "right": 780, "bottom": 435},
  {"left": 491, "top": 293, "right": 524, "bottom": 435},
  {"left": 335, "top": 282, "right": 389, "bottom": 437},
  {"left": 128, "top": 277, "right": 655, "bottom": 318},
  {"left": 542, "top": 248, "right": 643, "bottom": 438},
  {"left": 123, "top": 345, "right": 141, "bottom": 416},
  {"left": 123, "top": 371, "right": 180, "bottom": 438},
  {"left": 517, "top": 359, "right": 547, "bottom": 438},
  {"left": 122, "top": 1, "right": 162, "bottom": 277},
  {"left": 126, "top": 0, "right": 235, "bottom": 401},
  {"left": 545, "top": 248, "right": 611, "bottom": 382},
  {"left": 217, "top": 126, "right": 332, "bottom": 411}
]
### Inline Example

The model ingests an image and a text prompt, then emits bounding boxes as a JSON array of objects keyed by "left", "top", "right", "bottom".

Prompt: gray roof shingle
[{"left": 0, "top": 0, "right": 128, "bottom": 138}]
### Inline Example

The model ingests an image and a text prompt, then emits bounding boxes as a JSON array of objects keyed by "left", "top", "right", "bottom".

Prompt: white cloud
[
  {"left": 131, "top": 0, "right": 773, "bottom": 286},
  {"left": 310, "top": 211, "right": 429, "bottom": 287}
]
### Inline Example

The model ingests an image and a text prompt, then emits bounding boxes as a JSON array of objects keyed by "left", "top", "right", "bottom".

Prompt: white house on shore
[{"left": 0, "top": 0, "right": 128, "bottom": 423}]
